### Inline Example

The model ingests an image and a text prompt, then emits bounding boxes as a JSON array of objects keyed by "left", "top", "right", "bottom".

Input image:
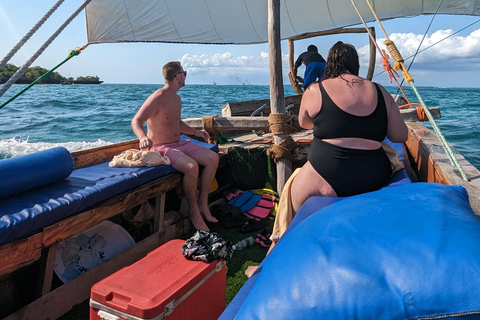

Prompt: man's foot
[
  {"left": 199, "top": 203, "right": 218, "bottom": 223},
  {"left": 189, "top": 210, "right": 210, "bottom": 232},
  {"left": 245, "top": 266, "right": 258, "bottom": 278}
]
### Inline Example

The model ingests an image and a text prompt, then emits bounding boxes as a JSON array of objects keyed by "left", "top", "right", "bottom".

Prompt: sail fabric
[{"left": 85, "top": 0, "right": 480, "bottom": 45}]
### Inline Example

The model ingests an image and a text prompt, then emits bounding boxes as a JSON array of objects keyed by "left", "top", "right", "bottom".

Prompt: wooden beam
[
  {"left": 268, "top": 0, "right": 291, "bottom": 194},
  {"left": 0, "top": 234, "right": 42, "bottom": 278},
  {"left": 366, "top": 27, "right": 376, "bottom": 81},
  {"left": 183, "top": 108, "right": 440, "bottom": 131},
  {"left": 71, "top": 139, "right": 139, "bottom": 168},
  {"left": 291, "top": 27, "right": 370, "bottom": 41}
]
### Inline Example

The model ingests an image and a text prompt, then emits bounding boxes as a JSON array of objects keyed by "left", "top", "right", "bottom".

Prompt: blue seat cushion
[
  {"left": 0, "top": 147, "right": 74, "bottom": 198},
  {"left": 0, "top": 136, "right": 218, "bottom": 246},
  {"left": 233, "top": 183, "right": 480, "bottom": 320}
]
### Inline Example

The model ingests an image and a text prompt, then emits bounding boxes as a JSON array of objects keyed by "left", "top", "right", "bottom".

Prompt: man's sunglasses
[{"left": 177, "top": 71, "right": 187, "bottom": 77}]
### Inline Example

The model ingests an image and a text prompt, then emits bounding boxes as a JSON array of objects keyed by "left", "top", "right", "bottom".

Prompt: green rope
[
  {"left": 0, "top": 46, "right": 85, "bottom": 110},
  {"left": 408, "top": 81, "right": 468, "bottom": 181}
]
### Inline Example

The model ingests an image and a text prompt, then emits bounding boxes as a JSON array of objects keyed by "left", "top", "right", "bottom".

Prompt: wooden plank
[
  {"left": 4, "top": 228, "right": 177, "bottom": 320},
  {"left": 154, "top": 194, "right": 166, "bottom": 232},
  {"left": 401, "top": 107, "right": 440, "bottom": 122},
  {"left": 366, "top": 27, "right": 376, "bottom": 81},
  {"left": 40, "top": 244, "right": 57, "bottom": 296},
  {"left": 405, "top": 122, "right": 480, "bottom": 216},
  {"left": 185, "top": 108, "right": 439, "bottom": 132},
  {"left": 0, "top": 234, "right": 42, "bottom": 278},
  {"left": 42, "top": 173, "right": 182, "bottom": 247},
  {"left": 71, "top": 139, "right": 139, "bottom": 168},
  {"left": 221, "top": 95, "right": 302, "bottom": 117},
  {"left": 290, "top": 27, "right": 371, "bottom": 41}
]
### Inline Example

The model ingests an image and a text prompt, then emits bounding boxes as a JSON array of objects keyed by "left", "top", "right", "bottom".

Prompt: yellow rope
[{"left": 356, "top": 0, "right": 468, "bottom": 180}]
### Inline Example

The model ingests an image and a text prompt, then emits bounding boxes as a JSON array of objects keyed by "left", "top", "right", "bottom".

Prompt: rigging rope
[
  {"left": 0, "top": 0, "right": 92, "bottom": 100},
  {"left": 349, "top": 0, "right": 468, "bottom": 181},
  {"left": 0, "top": 0, "right": 66, "bottom": 71},
  {"left": 0, "top": 46, "right": 87, "bottom": 110},
  {"left": 397, "top": 0, "right": 445, "bottom": 91}
]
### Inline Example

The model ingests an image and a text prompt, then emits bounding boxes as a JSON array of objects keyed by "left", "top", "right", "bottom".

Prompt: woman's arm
[
  {"left": 298, "top": 82, "right": 322, "bottom": 130},
  {"left": 380, "top": 85, "right": 408, "bottom": 143}
]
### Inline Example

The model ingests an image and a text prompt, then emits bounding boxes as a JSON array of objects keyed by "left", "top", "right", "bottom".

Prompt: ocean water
[{"left": 0, "top": 84, "right": 479, "bottom": 169}]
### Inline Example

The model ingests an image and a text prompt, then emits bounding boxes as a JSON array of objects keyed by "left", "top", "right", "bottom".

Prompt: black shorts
[{"left": 307, "top": 139, "right": 392, "bottom": 197}]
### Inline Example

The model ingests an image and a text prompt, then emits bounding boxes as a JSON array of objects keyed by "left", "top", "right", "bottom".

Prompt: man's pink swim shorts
[{"left": 150, "top": 140, "right": 204, "bottom": 166}]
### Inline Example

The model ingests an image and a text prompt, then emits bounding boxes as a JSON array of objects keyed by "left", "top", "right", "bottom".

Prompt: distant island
[{"left": 0, "top": 64, "right": 103, "bottom": 84}]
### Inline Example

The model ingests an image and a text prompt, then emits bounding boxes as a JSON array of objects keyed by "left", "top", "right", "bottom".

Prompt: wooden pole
[
  {"left": 366, "top": 27, "right": 376, "bottom": 80},
  {"left": 288, "top": 39, "right": 303, "bottom": 94},
  {"left": 268, "top": 0, "right": 291, "bottom": 194}
]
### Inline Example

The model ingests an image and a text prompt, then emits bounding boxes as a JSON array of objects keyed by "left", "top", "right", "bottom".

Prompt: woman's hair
[
  {"left": 163, "top": 61, "right": 182, "bottom": 81},
  {"left": 322, "top": 41, "right": 360, "bottom": 79}
]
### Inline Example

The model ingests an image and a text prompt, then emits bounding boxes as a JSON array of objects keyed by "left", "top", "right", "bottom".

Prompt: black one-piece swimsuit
[{"left": 307, "top": 83, "right": 392, "bottom": 197}]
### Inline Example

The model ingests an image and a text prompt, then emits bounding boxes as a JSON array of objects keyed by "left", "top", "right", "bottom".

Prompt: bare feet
[
  {"left": 199, "top": 203, "right": 218, "bottom": 223},
  {"left": 245, "top": 266, "right": 258, "bottom": 278},
  {"left": 189, "top": 210, "right": 210, "bottom": 232}
]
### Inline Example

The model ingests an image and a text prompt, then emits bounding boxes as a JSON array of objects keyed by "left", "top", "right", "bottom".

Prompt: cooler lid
[{"left": 90, "top": 239, "right": 220, "bottom": 319}]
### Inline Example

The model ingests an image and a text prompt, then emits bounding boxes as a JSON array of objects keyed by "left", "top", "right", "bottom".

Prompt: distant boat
[
  {"left": 73, "top": 80, "right": 103, "bottom": 84},
  {"left": 60, "top": 80, "right": 73, "bottom": 85}
]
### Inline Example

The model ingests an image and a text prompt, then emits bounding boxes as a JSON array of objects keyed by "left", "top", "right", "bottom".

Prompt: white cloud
[
  {"left": 175, "top": 28, "right": 480, "bottom": 85},
  {"left": 180, "top": 51, "right": 290, "bottom": 76},
  {"left": 359, "top": 28, "right": 480, "bottom": 72}
]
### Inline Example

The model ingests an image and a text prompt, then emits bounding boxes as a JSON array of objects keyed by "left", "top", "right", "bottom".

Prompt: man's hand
[
  {"left": 195, "top": 129, "right": 210, "bottom": 141},
  {"left": 139, "top": 136, "right": 153, "bottom": 150}
]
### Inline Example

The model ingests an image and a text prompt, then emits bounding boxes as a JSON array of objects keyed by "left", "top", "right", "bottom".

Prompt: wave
[{"left": 0, "top": 137, "right": 114, "bottom": 159}]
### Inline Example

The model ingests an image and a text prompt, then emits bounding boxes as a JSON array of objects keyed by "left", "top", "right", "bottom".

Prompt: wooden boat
[{"left": 1, "top": 1, "right": 480, "bottom": 319}]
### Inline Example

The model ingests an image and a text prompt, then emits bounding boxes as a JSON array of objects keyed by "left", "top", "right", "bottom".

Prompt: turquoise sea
[{"left": 0, "top": 84, "right": 479, "bottom": 169}]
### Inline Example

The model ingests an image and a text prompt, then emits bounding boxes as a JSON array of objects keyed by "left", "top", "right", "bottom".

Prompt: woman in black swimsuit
[{"left": 290, "top": 41, "right": 408, "bottom": 212}]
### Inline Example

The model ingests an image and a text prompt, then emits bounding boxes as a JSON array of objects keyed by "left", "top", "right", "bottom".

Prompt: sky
[{"left": 1, "top": 1, "right": 480, "bottom": 87}]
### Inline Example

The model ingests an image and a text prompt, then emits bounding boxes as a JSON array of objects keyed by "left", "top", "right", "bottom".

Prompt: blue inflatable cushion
[
  {"left": 235, "top": 183, "right": 480, "bottom": 320},
  {"left": 0, "top": 147, "right": 74, "bottom": 198}
]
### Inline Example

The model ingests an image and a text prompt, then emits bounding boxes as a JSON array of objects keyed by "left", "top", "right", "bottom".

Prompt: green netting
[{"left": 227, "top": 146, "right": 276, "bottom": 191}]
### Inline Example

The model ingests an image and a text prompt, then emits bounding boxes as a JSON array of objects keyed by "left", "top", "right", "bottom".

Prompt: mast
[{"left": 268, "top": 0, "right": 291, "bottom": 194}]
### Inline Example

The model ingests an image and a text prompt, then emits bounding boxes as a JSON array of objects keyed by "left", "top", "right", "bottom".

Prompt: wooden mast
[{"left": 268, "top": 0, "right": 291, "bottom": 194}]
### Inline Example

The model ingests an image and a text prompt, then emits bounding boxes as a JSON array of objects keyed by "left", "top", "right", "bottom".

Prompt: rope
[
  {"left": 356, "top": 0, "right": 468, "bottom": 180},
  {"left": 202, "top": 115, "right": 220, "bottom": 144},
  {"left": 268, "top": 113, "right": 298, "bottom": 135},
  {"left": 267, "top": 136, "right": 298, "bottom": 163},
  {"left": 0, "top": 46, "right": 87, "bottom": 110},
  {"left": 373, "top": 19, "right": 480, "bottom": 80},
  {"left": 397, "top": 0, "right": 444, "bottom": 90},
  {"left": 349, "top": 0, "right": 415, "bottom": 108},
  {"left": 0, "top": 0, "right": 92, "bottom": 100},
  {"left": 0, "top": 0, "right": 66, "bottom": 71}
]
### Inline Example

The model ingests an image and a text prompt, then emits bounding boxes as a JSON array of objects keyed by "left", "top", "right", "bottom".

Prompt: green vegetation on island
[{"left": 0, "top": 64, "right": 103, "bottom": 84}]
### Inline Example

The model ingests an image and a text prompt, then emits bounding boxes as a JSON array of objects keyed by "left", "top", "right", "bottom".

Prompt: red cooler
[{"left": 89, "top": 239, "right": 226, "bottom": 320}]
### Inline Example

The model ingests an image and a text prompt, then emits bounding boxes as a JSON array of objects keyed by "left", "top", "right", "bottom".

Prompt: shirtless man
[{"left": 131, "top": 61, "right": 219, "bottom": 232}]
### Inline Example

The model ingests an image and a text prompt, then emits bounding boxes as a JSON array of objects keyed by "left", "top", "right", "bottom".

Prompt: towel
[
  {"left": 382, "top": 141, "right": 404, "bottom": 174},
  {"left": 270, "top": 168, "right": 301, "bottom": 241},
  {"left": 109, "top": 149, "right": 170, "bottom": 167}
]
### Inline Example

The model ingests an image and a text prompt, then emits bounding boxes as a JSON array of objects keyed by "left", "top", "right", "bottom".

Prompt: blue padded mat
[
  {"left": 0, "top": 136, "right": 217, "bottom": 246},
  {"left": 222, "top": 183, "right": 480, "bottom": 320}
]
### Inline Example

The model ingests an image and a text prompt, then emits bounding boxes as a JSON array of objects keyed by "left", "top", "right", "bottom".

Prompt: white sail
[{"left": 85, "top": 0, "right": 480, "bottom": 45}]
